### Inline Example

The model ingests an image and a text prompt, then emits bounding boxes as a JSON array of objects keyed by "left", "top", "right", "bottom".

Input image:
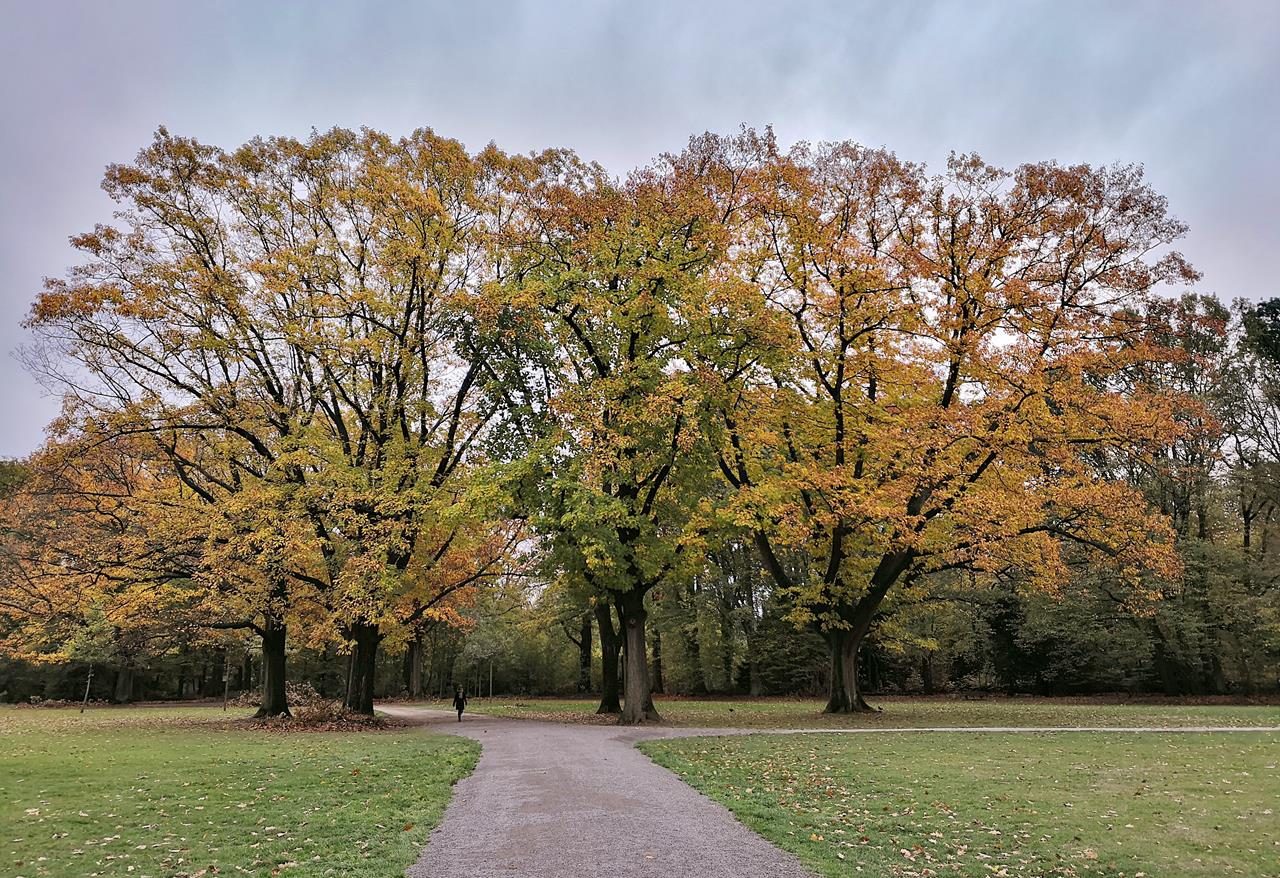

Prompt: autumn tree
[
  {"left": 227, "top": 129, "right": 528, "bottom": 714},
  {"left": 711, "top": 138, "right": 1195, "bottom": 711},
  {"left": 26, "top": 127, "right": 521, "bottom": 715},
  {"left": 494, "top": 146, "right": 752, "bottom": 724},
  {"left": 0, "top": 435, "right": 203, "bottom": 701}
]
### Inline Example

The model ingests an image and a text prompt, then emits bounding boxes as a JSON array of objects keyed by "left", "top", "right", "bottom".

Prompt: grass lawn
[
  {"left": 460, "top": 695, "right": 1280, "bottom": 729},
  {"left": 0, "top": 706, "right": 478, "bottom": 878},
  {"left": 641, "top": 731, "right": 1280, "bottom": 877}
]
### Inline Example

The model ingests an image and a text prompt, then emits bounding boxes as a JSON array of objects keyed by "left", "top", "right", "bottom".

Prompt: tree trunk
[
  {"left": 618, "top": 591, "right": 660, "bottom": 724},
  {"left": 822, "top": 572, "right": 901, "bottom": 713},
  {"left": 344, "top": 622, "right": 380, "bottom": 715},
  {"left": 577, "top": 613, "right": 593, "bottom": 694},
  {"left": 824, "top": 629, "right": 869, "bottom": 713},
  {"left": 595, "top": 601, "right": 622, "bottom": 713},
  {"left": 825, "top": 630, "right": 877, "bottom": 712},
  {"left": 255, "top": 618, "right": 290, "bottom": 718},
  {"left": 651, "top": 627, "right": 665, "bottom": 695}
]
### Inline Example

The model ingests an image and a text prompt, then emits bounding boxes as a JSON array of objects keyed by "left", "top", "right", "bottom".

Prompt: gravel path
[
  {"left": 380, "top": 706, "right": 817, "bottom": 878},
  {"left": 670, "top": 724, "right": 1280, "bottom": 734},
  {"left": 381, "top": 705, "right": 1280, "bottom": 878}
]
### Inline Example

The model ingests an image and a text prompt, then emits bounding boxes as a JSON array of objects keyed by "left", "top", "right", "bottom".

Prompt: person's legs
[{"left": 456, "top": 707, "right": 462, "bottom": 722}]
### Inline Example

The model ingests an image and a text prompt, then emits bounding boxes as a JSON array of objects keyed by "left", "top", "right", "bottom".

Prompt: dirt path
[
  {"left": 379, "top": 705, "right": 817, "bottom": 878},
  {"left": 381, "top": 705, "right": 1280, "bottom": 878}
]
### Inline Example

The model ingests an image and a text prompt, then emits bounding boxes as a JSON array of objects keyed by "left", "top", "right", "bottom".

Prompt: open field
[
  {"left": 0, "top": 706, "right": 479, "bottom": 878},
  {"left": 641, "top": 731, "right": 1280, "bottom": 877},
  {"left": 457, "top": 695, "right": 1280, "bottom": 729}
]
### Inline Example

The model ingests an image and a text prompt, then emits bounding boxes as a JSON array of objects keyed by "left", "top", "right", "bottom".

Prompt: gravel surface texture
[{"left": 379, "top": 706, "right": 817, "bottom": 878}]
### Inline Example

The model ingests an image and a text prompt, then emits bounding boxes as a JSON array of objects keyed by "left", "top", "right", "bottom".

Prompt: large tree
[
  {"left": 27, "top": 127, "right": 519, "bottom": 714},
  {"left": 710, "top": 138, "right": 1195, "bottom": 711},
  {"left": 494, "top": 148, "right": 743, "bottom": 723}
]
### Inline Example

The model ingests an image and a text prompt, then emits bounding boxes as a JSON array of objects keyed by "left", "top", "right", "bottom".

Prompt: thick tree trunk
[
  {"left": 651, "top": 628, "right": 665, "bottom": 695},
  {"left": 618, "top": 591, "right": 660, "bottom": 724},
  {"left": 255, "top": 619, "right": 290, "bottom": 718},
  {"left": 595, "top": 602, "right": 622, "bottom": 713},
  {"left": 577, "top": 614, "right": 593, "bottom": 694},
  {"left": 823, "top": 608, "right": 883, "bottom": 713},
  {"left": 344, "top": 622, "right": 380, "bottom": 715},
  {"left": 821, "top": 570, "right": 902, "bottom": 713},
  {"left": 824, "top": 628, "right": 874, "bottom": 713}
]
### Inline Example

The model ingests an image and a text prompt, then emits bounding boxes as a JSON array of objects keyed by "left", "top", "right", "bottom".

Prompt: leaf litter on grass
[
  {"left": 642, "top": 731, "right": 1280, "bottom": 878},
  {"left": 1, "top": 706, "right": 479, "bottom": 878}
]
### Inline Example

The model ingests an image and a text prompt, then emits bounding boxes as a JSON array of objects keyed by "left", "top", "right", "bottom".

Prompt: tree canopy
[{"left": 6, "top": 124, "right": 1270, "bottom": 722}]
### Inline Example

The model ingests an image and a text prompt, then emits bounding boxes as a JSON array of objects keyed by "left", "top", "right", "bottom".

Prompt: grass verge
[
  {"left": 641, "top": 731, "right": 1280, "bottom": 877},
  {"left": 0, "top": 706, "right": 478, "bottom": 878},
  {"left": 460, "top": 695, "right": 1280, "bottom": 729}
]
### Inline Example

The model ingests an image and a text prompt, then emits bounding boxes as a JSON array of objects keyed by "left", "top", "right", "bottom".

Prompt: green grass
[
  {"left": 642, "top": 731, "right": 1280, "bottom": 877},
  {"left": 0, "top": 706, "right": 479, "bottom": 878},
  {"left": 462, "top": 695, "right": 1280, "bottom": 729}
]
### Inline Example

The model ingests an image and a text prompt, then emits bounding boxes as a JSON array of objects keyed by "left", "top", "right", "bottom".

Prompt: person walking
[{"left": 452, "top": 687, "right": 467, "bottom": 722}]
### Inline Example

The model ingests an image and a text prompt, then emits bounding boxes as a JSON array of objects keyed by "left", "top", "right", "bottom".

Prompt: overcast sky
[{"left": 1, "top": 0, "right": 1277, "bottom": 457}]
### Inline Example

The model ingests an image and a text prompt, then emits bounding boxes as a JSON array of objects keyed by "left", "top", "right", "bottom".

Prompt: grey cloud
[{"left": 1, "top": 0, "right": 1276, "bottom": 455}]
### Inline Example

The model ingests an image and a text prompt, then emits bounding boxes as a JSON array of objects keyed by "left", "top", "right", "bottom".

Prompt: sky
[{"left": 1, "top": 0, "right": 1277, "bottom": 457}]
